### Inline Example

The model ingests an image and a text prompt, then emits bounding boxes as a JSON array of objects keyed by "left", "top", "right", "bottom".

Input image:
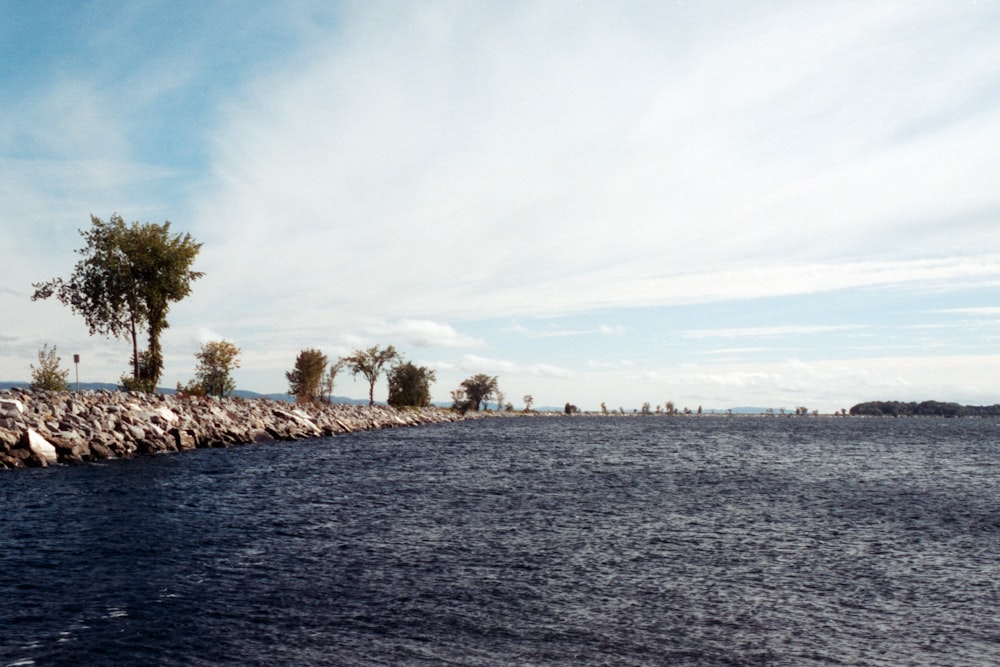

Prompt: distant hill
[{"left": 0, "top": 382, "right": 30, "bottom": 391}]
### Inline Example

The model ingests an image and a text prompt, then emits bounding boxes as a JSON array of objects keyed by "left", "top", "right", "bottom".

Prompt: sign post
[{"left": 73, "top": 354, "right": 80, "bottom": 392}]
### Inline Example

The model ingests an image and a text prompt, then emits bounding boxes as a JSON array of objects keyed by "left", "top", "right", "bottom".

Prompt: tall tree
[
  {"left": 321, "top": 358, "right": 346, "bottom": 404},
  {"left": 387, "top": 361, "right": 436, "bottom": 408},
  {"left": 193, "top": 340, "right": 241, "bottom": 397},
  {"left": 32, "top": 214, "right": 203, "bottom": 392},
  {"left": 459, "top": 373, "right": 498, "bottom": 412},
  {"left": 344, "top": 345, "right": 400, "bottom": 406},
  {"left": 450, "top": 388, "right": 469, "bottom": 411},
  {"left": 30, "top": 344, "right": 71, "bottom": 392},
  {"left": 286, "top": 348, "right": 328, "bottom": 403}
]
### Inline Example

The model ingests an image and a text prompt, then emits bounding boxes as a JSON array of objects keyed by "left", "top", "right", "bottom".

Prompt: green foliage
[
  {"left": 193, "top": 340, "right": 241, "bottom": 397},
  {"left": 459, "top": 373, "right": 498, "bottom": 412},
  {"left": 30, "top": 344, "right": 71, "bottom": 392},
  {"left": 450, "top": 388, "right": 472, "bottom": 413},
  {"left": 32, "top": 214, "right": 203, "bottom": 392},
  {"left": 387, "top": 362, "right": 436, "bottom": 408},
  {"left": 176, "top": 380, "right": 207, "bottom": 397},
  {"left": 286, "top": 348, "right": 328, "bottom": 404},
  {"left": 320, "top": 358, "right": 346, "bottom": 404},
  {"left": 849, "top": 400, "right": 1000, "bottom": 417},
  {"left": 343, "top": 345, "right": 400, "bottom": 406},
  {"left": 119, "top": 350, "right": 160, "bottom": 393}
]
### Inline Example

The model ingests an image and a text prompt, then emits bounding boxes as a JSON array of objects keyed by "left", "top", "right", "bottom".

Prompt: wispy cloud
[
  {"left": 683, "top": 325, "right": 868, "bottom": 339},
  {"left": 506, "top": 322, "right": 627, "bottom": 338},
  {"left": 190, "top": 2, "right": 1000, "bottom": 329},
  {"left": 932, "top": 307, "right": 1000, "bottom": 317},
  {"left": 587, "top": 359, "right": 635, "bottom": 370},
  {"left": 365, "top": 319, "right": 484, "bottom": 349},
  {"left": 5, "top": 1, "right": 1000, "bottom": 410},
  {"left": 447, "top": 354, "right": 573, "bottom": 379}
]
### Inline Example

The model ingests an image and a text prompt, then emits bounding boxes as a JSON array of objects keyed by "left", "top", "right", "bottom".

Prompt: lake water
[{"left": 1, "top": 416, "right": 998, "bottom": 666}]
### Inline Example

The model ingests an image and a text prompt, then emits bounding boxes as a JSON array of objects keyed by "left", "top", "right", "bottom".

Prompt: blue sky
[{"left": 2, "top": 1, "right": 999, "bottom": 412}]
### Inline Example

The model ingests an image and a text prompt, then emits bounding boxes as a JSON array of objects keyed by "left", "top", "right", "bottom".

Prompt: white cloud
[
  {"left": 5, "top": 0, "right": 1000, "bottom": 409},
  {"left": 624, "top": 354, "right": 1000, "bottom": 413},
  {"left": 587, "top": 359, "right": 635, "bottom": 370},
  {"left": 933, "top": 307, "right": 1000, "bottom": 317},
  {"left": 196, "top": 328, "right": 231, "bottom": 345},
  {"left": 683, "top": 324, "right": 868, "bottom": 339},
  {"left": 507, "top": 323, "right": 628, "bottom": 338},
  {"left": 527, "top": 364, "right": 574, "bottom": 380},
  {"left": 450, "top": 354, "right": 572, "bottom": 379},
  {"left": 190, "top": 1, "right": 1000, "bottom": 331},
  {"left": 365, "top": 319, "right": 484, "bottom": 349},
  {"left": 456, "top": 355, "right": 520, "bottom": 375}
]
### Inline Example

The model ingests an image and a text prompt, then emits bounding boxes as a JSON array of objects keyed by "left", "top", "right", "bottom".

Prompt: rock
[
  {"left": 0, "top": 428, "right": 20, "bottom": 451},
  {"left": 250, "top": 429, "right": 275, "bottom": 444},
  {"left": 90, "top": 441, "right": 114, "bottom": 459},
  {"left": 23, "top": 428, "right": 58, "bottom": 466},
  {"left": 0, "top": 398, "right": 25, "bottom": 415},
  {"left": 0, "top": 389, "right": 477, "bottom": 470},
  {"left": 171, "top": 428, "right": 197, "bottom": 451}
]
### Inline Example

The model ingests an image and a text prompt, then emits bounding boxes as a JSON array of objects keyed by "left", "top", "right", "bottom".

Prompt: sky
[{"left": 2, "top": 1, "right": 999, "bottom": 413}]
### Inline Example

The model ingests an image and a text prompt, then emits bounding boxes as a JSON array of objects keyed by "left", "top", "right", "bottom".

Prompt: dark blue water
[{"left": 2, "top": 416, "right": 999, "bottom": 666}]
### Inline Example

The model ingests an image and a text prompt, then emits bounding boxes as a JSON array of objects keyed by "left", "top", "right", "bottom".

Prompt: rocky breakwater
[{"left": 0, "top": 388, "right": 470, "bottom": 469}]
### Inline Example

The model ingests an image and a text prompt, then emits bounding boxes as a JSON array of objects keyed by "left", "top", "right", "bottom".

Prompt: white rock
[
  {"left": 27, "top": 428, "right": 58, "bottom": 465},
  {"left": 0, "top": 398, "right": 25, "bottom": 414},
  {"left": 153, "top": 406, "right": 179, "bottom": 424}
]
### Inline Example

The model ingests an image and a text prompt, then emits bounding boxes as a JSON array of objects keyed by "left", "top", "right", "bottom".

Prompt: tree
[
  {"left": 523, "top": 394, "right": 534, "bottom": 412},
  {"left": 494, "top": 388, "right": 505, "bottom": 413},
  {"left": 286, "top": 348, "right": 328, "bottom": 403},
  {"left": 192, "top": 340, "right": 241, "bottom": 397},
  {"left": 32, "top": 214, "right": 203, "bottom": 392},
  {"left": 387, "top": 362, "right": 436, "bottom": 408},
  {"left": 320, "top": 358, "right": 346, "bottom": 404},
  {"left": 459, "top": 374, "right": 498, "bottom": 412},
  {"left": 344, "top": 345, "right": 399, "bottom": 406},
  {"left": 30, "top": 344, "right": 71, "bottom": 392},
  {"left": 450, "top": 388, "right": 470, "bottom": 412}
]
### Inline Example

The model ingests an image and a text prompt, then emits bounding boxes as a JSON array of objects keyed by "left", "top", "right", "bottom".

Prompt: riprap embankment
[{"left": 0, "top": 388, "right": 469, "bottom": 469}]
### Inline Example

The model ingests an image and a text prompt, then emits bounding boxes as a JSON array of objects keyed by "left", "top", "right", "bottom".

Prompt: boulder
[
  {"left": 250, "top": 429, "right": 275, "bottom": 444},
  {"left": 0, "top": 398, "right": 25, "bottom": 415},
  {"left": 0, "top": 428, "right": 20, "bottom": 451},
  {"left": 23, "top": 428, "right": 58, "bottom": 466},
  {"left": 171, "top": 428, "right": 197, "bottom": 451},
  {"left": 90, "top": 440, "right": 114, "bottom": 459}
]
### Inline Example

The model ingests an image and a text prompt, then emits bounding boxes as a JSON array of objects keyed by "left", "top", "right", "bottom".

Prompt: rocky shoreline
[{"left": 0, "top": 388, "right": 474, "bottom": 469}]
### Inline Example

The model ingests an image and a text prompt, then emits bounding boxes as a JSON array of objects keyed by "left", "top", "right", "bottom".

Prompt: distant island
[{"left": 849, "top": 400, "right": 1000, "bottom": 417}]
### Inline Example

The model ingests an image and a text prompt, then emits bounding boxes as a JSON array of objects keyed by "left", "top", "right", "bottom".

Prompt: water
[{"left": 2, "top": 416, "right": 998, "bottom": 666}]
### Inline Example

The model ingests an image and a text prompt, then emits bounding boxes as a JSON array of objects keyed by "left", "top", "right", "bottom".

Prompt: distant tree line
[{"left": 849, "top": 401, "right": 1000, "bottom": 417}]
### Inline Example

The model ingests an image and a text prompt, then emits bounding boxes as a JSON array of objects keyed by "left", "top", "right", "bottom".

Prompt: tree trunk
[{"left": 130, "top": 315, "right": 139, "bottom": 381}]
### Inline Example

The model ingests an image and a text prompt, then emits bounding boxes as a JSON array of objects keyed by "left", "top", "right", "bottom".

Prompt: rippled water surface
[{"left": 2, "top": 416, "right": 999, "bottom": 666}]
